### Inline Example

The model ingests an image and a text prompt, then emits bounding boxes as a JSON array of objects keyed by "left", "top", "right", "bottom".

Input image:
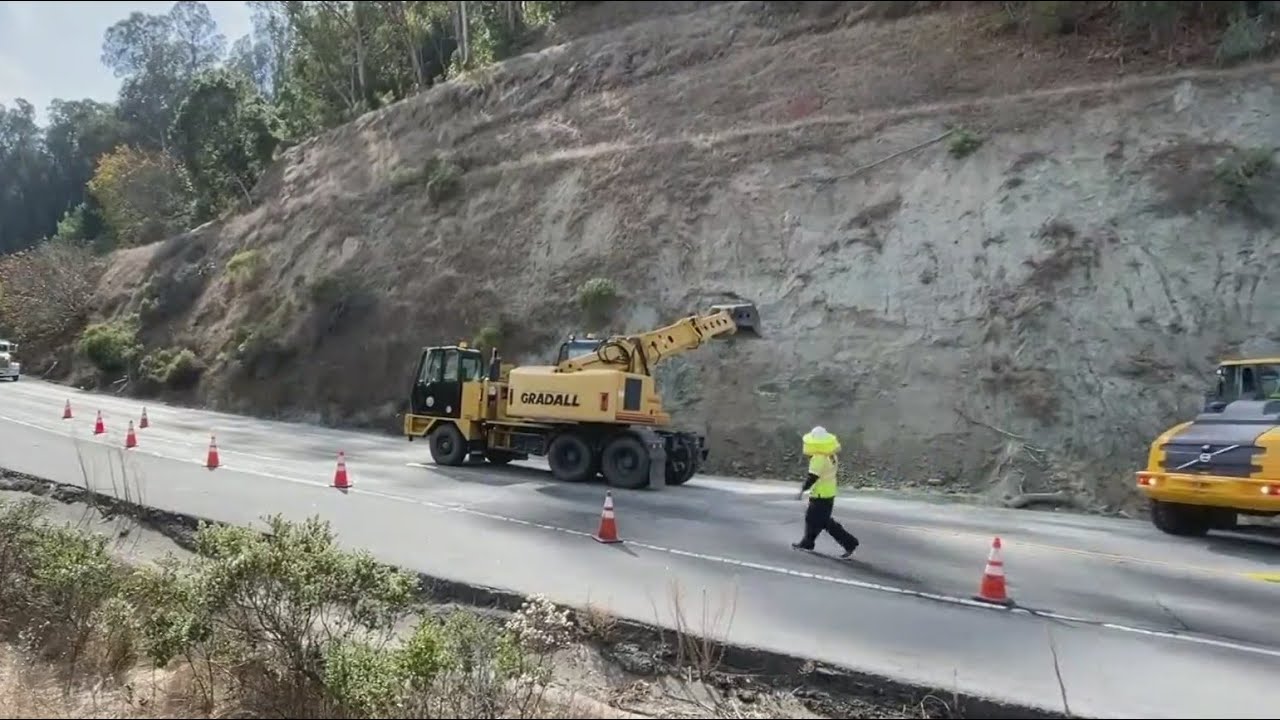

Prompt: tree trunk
[
  {"left": 458, "top": 0, "right": 470, "bottom": 66},
  {"left": 352, "top": 2, "right": 370, "bottom": 107}
]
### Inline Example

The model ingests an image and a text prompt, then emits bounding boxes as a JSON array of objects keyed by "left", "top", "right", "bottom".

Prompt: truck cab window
[
  {"left": 460, "top": 353, "right": 483, "bottom": 381},
  {"left": 443, "top": 350, "right": 461, "bottom": 382},
  {"left": 420, "top": 350, "right": 443, "bottom": 384}
]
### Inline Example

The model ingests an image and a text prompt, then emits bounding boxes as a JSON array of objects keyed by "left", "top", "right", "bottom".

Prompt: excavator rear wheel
[
  {"left": 601, "top": 433, "right": 651, "bottom": 490},
  {"left": 548, "top": 432, "right": 596, "bottom": 483},
  {"left": 664, "top": 435, "right": 698, "bottom": 486}
]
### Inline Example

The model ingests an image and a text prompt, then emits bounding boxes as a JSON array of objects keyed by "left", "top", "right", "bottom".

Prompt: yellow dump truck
[{"left": 1136, "top": 357, "right": 1280, "bottom": 536}]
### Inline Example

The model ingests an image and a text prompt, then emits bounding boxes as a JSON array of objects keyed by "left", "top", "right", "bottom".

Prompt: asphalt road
[{"left": 1, "top": 378, "right": 1278, "bottom": 718}]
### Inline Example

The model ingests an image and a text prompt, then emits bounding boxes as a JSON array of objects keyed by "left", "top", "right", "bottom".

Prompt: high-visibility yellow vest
[{"left": 808, "top": 453, "right": 838, "bottom": 499}]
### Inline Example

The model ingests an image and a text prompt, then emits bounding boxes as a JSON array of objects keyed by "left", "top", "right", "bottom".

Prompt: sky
[{"left": 0, "top": 0, "right": 253, "bottom": 124}]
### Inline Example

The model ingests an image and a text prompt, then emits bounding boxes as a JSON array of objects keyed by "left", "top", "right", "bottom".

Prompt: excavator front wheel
[
  {"left": 548, "top": 432, "right": 596, "bottom": 483},
  {"left": 601, "top": 433, "right": 651, "bottom": 490},
  {"left": 429, "top": 423, "right": 467, "bottom": 466}
]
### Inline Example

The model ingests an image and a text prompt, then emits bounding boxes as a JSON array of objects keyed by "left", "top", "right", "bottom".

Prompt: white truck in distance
[{"left": 0, "top": 340, "right": 20, "bottom": 382}]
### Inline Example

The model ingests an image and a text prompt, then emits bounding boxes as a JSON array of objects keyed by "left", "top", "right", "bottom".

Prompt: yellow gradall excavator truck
[
  {"left": 403, "top": 304, "right": 761, "bottom": 489},
  {"left": 1136, "top": 357, "right": 1280, "bottom": 536}
]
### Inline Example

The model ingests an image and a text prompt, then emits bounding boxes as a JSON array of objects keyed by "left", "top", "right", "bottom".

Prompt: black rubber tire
[
  {"left": 1150, "top": 499, "right": 1211, "bottom": 537},
  {"left": 428, "top": 423, "right": 467, "bottom": 466},
  {"left": 548, "top": 432, "right": 596, "bottom": 483},
  {"left": 664, "top": 435, "right": 698, "bottom": 486},
  {"left": 601, "top": 433, "right": 651, "bottom": 490}
]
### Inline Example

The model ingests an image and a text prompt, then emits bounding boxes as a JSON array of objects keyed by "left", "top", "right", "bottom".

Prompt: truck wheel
[
  {"left": 548, "top": 432, "right": 596, "bottom": 483},
  {"left": 1150, "top": 499, "right": 1211, "bottom": 537},
  {"left": 665, "top": 435, "right": 697, "bottom": 486},
  {"left": 602, "top": 433, "right": 651, "bottom": 490},
  {"left": 429, "top": 423, "right": 467, "bottom": 466}
]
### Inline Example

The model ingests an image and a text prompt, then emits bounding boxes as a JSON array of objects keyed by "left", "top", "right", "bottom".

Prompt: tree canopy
[{"left": 0, "top": 0, "right": 580, "bottom": 256}]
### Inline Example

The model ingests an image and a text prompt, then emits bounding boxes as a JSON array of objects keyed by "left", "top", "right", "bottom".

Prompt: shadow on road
[
  {"left": 1204, "top": 529, "right": 1280, "bottom": 566},
  {"left": 409, "top": 461, "right": 550, "bottom": 487}
]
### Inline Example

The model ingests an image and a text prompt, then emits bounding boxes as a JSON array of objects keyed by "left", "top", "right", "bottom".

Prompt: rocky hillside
[{"left": 55, "top": 1, "right": 1280, "bottom": 511}]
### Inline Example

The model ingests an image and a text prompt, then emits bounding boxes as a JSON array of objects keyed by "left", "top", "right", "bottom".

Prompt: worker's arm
[{"left": 796, "top": 472, "right": 817, "bottom": 499}]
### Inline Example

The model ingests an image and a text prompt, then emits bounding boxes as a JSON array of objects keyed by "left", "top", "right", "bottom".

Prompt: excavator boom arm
[{"left": 558, "top": 303, "right": 760, "bottom": 374}]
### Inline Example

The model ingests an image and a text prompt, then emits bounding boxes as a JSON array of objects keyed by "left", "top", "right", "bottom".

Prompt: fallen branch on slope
[
  {"left": 1001, "top": 491, "right": 1085, "bottom": 511},
  {"left": 790, "top": 128, "right": 957, "bottom": 187}
]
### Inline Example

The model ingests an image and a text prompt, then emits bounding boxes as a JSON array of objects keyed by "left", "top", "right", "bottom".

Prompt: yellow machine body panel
[
  {"left": 504, "top": 366, "right": 669, "bottom": 426},
  {"left": 402, "top": 305, "right": 759, "bottom": 487},
  {"left": 1136, "top": 358, "right": 1280, "bottom": 520}
]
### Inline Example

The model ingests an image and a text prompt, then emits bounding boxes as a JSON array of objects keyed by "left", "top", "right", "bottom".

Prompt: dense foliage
[{"left": 0, "top": 0, "right": 580, "bottom": 256}]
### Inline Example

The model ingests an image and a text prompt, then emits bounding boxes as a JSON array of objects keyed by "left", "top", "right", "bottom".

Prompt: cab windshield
[
  {"left": 556, "top": 338, "right": 603, "bottom": 365},
  {"left": 1216, "top": 363, "right": 1280, "bottom": 402}
]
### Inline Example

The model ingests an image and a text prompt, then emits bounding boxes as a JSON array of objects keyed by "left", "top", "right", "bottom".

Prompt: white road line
[
  {"left": 10, "top": 411, "right": 347, "bottom": 469},
  {"left": 5, "top": 411, "right": 1280, "bottom": 661}
]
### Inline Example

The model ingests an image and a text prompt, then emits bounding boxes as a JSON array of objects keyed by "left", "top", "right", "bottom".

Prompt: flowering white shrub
[{"left": 505, "top": 594, "right": 574, "bottom": 654}]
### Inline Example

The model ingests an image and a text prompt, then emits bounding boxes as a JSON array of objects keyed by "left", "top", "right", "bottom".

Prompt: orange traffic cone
[
  {"left": 63, "top": 400, "right": 73, "bottom": 420},
  {"left": 974, "top": 536, "right": 1013, "bottom": 606},
  {"left": 206, "top": 434, "right": 221, "bottom": 469},
  {"left": 593, "top": 491, "right": 621, "bottom": 544},
  {"left": 333, "top": 451, "right": 351, "bottom": 489},
  {"left": 125, "top": 421, "right": 138, "bottom": 449},
  {"left": 93, "top": 411, "right": 105, "bottom": 435},
  {"left": 139, "top": 408, "right": 149, "bottom": 429}
]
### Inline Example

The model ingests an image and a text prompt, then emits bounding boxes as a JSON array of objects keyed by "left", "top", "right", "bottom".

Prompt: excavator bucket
[{"left": 710, "top": 303, "right": 761, "bottom": 338}]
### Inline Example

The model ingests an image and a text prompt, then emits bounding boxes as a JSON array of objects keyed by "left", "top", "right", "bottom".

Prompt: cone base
[
  {"left": 973, "top": 593, "right": 1014, "bottom": 607},
  {"left": 593, "top": 534, "right": 622, "bottom": 544}
]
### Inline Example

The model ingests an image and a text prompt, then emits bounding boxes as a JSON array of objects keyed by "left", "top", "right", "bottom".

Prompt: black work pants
[{"left": 799, "top": 496, "right": 858, "bottom": 553}]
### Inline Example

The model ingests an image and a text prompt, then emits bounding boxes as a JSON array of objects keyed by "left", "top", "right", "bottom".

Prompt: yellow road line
[{"left": 1244, "top": 572, "right": 1280, "bottom": 583}]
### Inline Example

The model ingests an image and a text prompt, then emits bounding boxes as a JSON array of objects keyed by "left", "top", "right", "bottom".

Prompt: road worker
[{"left": 792, "top": 426, "right": 859, "bottom": 559}]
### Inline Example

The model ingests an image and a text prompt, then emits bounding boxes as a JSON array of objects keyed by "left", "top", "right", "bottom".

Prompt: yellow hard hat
[{"left": 802, "top": 426, "right": 840, "bottom": 456}]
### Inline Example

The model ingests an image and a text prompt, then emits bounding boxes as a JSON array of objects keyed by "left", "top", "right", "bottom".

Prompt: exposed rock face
[{"left": 85, "top": 3, "right": 1280, "bottom": 510}]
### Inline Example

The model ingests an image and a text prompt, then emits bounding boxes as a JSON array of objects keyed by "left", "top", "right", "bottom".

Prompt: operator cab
[
  {"left": 410, "top": 344, "right": 485, "bottom": 418},
  {"left": 1205, "top": 358, "right": 1280, "bottom": 411},
  {"left": 555, "top": 334, "right": 604, "bottom": 365}
]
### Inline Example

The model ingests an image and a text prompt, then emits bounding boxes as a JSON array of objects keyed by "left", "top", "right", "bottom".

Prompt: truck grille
[{"left": 1160, "top": 441, "right": 1262, "bottom": 478}]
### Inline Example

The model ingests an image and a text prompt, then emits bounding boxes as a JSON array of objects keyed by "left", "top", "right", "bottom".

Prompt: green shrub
[
  {"left": 77, "top": 319, "right": 140, "bottom": 374},
  {"left": 139, "top": 347, "right": 206, "bottom": 389},
  {"left": 472, "top": 323, "right": 504, "bottom": 354},
  {"left": 226, "top": 249, "right": 266, "bottom": 291},
  {"left": 0, "top": 497, "right": 129, "bottom": 674},
  {"left": 426, "top": 156, "right": 462, "bottom": 203},
  {"left": 1213, "top": 146, "right": 1276, "bottom": 215},
  {"left": 0, "top": 501, "right": 581, "bottom": 717},
  {"left": 948, "top": 128, "right": 983, "bottom": 159},
  {"left": 577, "top": 277, "right": 618, "bottom": 329}
]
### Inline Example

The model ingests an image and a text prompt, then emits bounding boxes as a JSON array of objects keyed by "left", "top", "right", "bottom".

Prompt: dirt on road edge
[{"left": 0, "top": 466, "right": 1070, "bottom": 720}]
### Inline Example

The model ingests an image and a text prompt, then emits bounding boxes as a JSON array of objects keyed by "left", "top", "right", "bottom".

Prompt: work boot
[
  {"left": 792, "top": 541, "right": 814, "bottom": 551},
  {"left": 838, "top": 541, "right": 859, "bottom": 559}
]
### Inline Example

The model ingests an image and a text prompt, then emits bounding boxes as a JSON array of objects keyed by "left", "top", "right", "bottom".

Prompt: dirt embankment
[{"left": 54, "top": 1, "right": 1280, "bottom": 512}]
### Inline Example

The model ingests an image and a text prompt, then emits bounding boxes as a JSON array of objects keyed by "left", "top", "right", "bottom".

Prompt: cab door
[{"left": 411, "top": 348, "right": 464, "bottom": 418}]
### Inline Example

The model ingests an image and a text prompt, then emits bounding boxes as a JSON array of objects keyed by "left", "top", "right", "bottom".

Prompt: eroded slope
[{"left": 84, "top": 2, "right": 1280, "bottom": 510}]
